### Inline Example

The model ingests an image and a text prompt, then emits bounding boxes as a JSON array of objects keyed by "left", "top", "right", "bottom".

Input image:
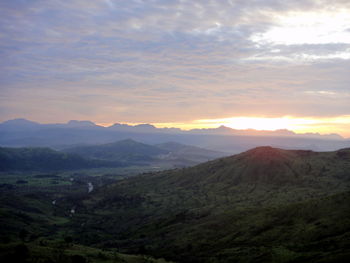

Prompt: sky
[{"left": 0, "top": 0, "right": 350, "bottom": 137}]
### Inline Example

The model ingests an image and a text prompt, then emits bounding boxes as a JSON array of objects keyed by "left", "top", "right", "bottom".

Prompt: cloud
[{"left": 0, "top": 0, "right": 349, "bottom": 127}]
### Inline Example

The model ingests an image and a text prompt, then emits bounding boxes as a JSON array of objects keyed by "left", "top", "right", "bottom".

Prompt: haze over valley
[{"left": 1, "top": 118, "right": 349, "bottom": 154}]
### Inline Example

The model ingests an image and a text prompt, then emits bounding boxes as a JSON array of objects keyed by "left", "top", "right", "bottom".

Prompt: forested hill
[
  {"left": 63, "top": 139, "right": 168, "bottom": 162},
  {"left": 70, "top": 146, "right": 350, "bottom": 262},
  {"left": 0, "top": 147, "right": 123, "bottom": 171}
]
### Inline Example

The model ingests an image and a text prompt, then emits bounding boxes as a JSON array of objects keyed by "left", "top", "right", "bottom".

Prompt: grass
[
  {"left": 1, "top": 147, "right": 349, "bottom": 262},
  {"left": 0, "top": 241, "right": 172, "bottom": 263}
]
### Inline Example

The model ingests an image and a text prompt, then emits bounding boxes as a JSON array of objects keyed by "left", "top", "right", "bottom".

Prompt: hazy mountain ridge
[
  {"left": 0, "top": 118, "right": 345, "bottom": 140},
  {"left": 1, "top": 119, "right": 349, "bottom": 154}
]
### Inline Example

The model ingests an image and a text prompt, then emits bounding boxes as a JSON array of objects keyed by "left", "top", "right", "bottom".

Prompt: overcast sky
[{"left": 0, "top": 0, "right": 349, "bottom": 135}]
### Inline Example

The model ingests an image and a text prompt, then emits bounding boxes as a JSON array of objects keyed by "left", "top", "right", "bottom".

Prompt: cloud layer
[{"left": 0, "top": 0, "right": 349, "bottom": 132}]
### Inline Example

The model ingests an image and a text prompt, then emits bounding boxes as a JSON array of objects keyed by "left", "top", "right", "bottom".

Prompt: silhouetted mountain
[
  {"left": 65, "top": 120, "right": 98, "bottom": 128},
  {"left": 108, "top": 123, "right": 182, "bottom": 133},
  {"left": 0, "top": 147, "right": 123, "bottom": 171},
  {"left": 186, "top": 125, "right": 344, "bottom": 140},
  {"left": 0, "top": 118, "right": 41, "bottom": 131},
  {"left": 0, "top": 119, "right": 349, "bottom": 153}
]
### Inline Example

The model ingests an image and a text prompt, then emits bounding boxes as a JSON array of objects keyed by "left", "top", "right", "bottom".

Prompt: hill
[
  {"left": 102, "top": 147, "right": 350, "bottom": 205},
  {"left": 65, "top": 147, "right": 350, "bottom": 262},
  {"left": 63, "top": 139, "right": 168, "bottom": 162},
  {"left": 0, "top": 147, "right": 123, "bottom": 171},
  {"left": 63, "top": 139, "right": 226, "bottom": 167}
]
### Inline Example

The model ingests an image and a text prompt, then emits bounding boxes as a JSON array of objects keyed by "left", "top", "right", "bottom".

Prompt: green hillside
[
  {"left": 0, "top": 241, "right": 171, "bottom": 263},
  {"left": 0, "top": 147, "right": 123, "bottom": 171},
  {"left": 66, "top": 147, "right": 350, "bottom": 262},
  {"left": 96, "top": 147, "right": 350, "bottom": 210},
  {"left": 1, "top": 146, "right": 349, "bottom": 262}
]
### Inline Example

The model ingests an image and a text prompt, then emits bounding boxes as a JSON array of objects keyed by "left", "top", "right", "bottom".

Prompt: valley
[{"left": 0, "top": 146, "right": 349, "bottom": 262}]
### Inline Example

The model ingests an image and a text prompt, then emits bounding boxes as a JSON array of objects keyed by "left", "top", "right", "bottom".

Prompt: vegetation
[
  {"left": 63, "top": 139, "right": 168, "bottom": 162},
  {"left": 0, "top": 147, "right": 124, "bottom": 171},
  {"left": 0, "top": 140, "right": 225, "bottom": 173},
  {"left": 63, "top": 139, "right": 225, "bottom": 167},
  {"left": 0, "top": 146, "right": 349, "bottom": 262},
  {"left": 0, "top": 241, "right": 171, "bottom": 263}
]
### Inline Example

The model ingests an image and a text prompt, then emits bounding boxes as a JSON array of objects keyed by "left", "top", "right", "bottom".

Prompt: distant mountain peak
[
  {"left": 0, "top": 118, "right": 40, "bottom": 130},
  {"left": 135, "top": 124, "right": 156, "bottom": 128},
  {"left": 2, "top": 118, "right": 39, "bottom": 125},
  {"left": 217, "top": 125, "right": 231, "bottom": 130},
  {"left": 67, "top": 120, "right": 96, "bottom": 127},
  {"left": 109, "top": 123, "right": 131, "bottom": 128},
  {"left": 107, "top": 123, "right": 157, "bottom": 133}
]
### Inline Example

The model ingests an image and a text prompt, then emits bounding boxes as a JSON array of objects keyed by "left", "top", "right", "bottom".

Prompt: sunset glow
[
  {"left": 151, "top": 115, "right": 350, "bottom": 138},
  {"left": 1, "top": 1, "right": 350, "bottom": 139}
]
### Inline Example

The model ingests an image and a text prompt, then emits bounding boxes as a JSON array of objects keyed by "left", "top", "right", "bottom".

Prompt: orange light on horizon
[
  {"left": 95, "top": 115, "right": 350, "bottom": 138},
  {"left": 194, "top": 115, "right": 350, "bottom": 137}
]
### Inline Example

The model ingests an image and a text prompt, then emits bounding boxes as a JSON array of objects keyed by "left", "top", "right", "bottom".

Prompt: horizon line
[{"left": 1, "top": 117, "right": 348, "bottom": 139}]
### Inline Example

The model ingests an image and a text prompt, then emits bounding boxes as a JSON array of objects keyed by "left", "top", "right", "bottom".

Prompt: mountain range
[
  {"left": 1, "top": 119, "right": 349, "bottom": 154},
  {"left": 0, "top": 118, "right": 344, "bottom": 139}
]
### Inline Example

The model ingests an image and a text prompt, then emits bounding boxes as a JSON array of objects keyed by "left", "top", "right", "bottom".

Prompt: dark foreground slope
[
  {"left": 63, "top": 147, "right": 350, "bottom": 262},
  {"left": 1, "top": 147, "right": 349, "bottom": 262}
]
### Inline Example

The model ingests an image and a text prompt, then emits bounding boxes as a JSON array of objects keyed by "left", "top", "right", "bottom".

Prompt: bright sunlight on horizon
[
  {"left": 193, "top": 116, "right": 350, "bottom": 137},
  {"left": 96, "top": 115, "right": 350, "bottom": 138}
]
